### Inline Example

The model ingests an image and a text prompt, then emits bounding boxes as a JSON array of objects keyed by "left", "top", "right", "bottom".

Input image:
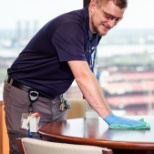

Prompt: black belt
[{"left": 6, "top": 76, "right": 46, "bottom": 98}]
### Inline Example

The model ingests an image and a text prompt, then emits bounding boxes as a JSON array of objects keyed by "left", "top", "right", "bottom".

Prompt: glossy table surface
[{"left": 38, "top": 116, "right": 154, "bottom": 151}]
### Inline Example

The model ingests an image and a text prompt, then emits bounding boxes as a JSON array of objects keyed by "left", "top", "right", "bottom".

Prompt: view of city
[
  {"left": 1, "top": 1, "right": 154, "bottom": 154},
  {"left": 1, "top": 0, "right": 154, "bottom": 116}
]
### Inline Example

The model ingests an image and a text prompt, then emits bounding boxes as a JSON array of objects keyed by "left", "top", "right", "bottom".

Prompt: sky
[{"left": 0, "top": 0, "right": 154, "bottom": 30}]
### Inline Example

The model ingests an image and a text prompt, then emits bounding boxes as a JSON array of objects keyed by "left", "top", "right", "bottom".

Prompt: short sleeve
[{"left": 52, "top": 23, "right": 87, "bottom": 62}]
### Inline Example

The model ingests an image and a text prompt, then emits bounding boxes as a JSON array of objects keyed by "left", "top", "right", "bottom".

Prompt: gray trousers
[{"left": 3, "top": 81, "right": 67, "bottom": 154}]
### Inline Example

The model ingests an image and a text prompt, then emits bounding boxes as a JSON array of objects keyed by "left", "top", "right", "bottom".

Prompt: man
[{"left": 3, "top": 0, "right": 148, "bottom": 153}]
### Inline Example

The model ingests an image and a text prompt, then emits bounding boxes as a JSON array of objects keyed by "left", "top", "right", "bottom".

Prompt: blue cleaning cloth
[{"left": 104, "top": 113, "right": 150, "bottom": 130}]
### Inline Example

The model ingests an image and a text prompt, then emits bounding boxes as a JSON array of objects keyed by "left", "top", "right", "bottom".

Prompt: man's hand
[{"left": 104, "top": 113, "right": 150, "bottom": 129}]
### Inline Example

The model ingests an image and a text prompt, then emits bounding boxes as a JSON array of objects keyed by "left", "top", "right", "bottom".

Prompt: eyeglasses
[{"left": 96, "top": 3, "right": 123, "bottom": 23}]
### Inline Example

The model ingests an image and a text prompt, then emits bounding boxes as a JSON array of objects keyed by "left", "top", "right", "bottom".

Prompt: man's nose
[{"left": 108, "top": 20, "right": 117, "bottom": 28}]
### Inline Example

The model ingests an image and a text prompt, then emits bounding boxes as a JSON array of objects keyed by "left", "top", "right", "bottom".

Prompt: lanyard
[{"left": 87, "top": 31, "right": 99, "bottom": 73}]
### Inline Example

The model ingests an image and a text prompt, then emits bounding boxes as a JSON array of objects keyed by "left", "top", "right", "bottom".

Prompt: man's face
[{"left": 89, "top": 0, "right": 125, "bottom": 36}]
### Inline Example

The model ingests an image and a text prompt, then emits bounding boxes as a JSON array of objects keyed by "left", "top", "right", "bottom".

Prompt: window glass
[
  {"left": 66, "top": 0, "right": 154, "bottom": 116},
  {"left": 1, "top": 0, "right": 154, "bottom": 116}
]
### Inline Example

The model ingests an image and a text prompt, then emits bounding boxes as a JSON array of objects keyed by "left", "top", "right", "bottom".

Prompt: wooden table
[{"left": 38, "top": 116, "right": 154, "bottom": 154}]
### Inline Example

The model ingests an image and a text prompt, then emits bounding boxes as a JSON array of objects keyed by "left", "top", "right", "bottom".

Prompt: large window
[
  {"left": 1, "top": 0, "right": 154, "bottom": 116},
  {"left": 66, "top": 0, "right": 154, "bottom": 116}
]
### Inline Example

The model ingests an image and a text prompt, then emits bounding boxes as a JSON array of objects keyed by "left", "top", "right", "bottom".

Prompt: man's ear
[{"left": 89, "top": 0, "right": 97, "bottom": 11}]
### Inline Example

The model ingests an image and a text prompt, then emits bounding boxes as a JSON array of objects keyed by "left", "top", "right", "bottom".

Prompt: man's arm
[
  {"left": 68, "top": 60, "right": 150, "bottom": 129},
  {"left": 68, "top": 60, "right": 111, "bottom": 119}
]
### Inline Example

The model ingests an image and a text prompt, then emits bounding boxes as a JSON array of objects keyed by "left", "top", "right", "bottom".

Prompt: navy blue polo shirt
[{"left": 8, "top": 7, "right": 101, "bottom": 98}]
